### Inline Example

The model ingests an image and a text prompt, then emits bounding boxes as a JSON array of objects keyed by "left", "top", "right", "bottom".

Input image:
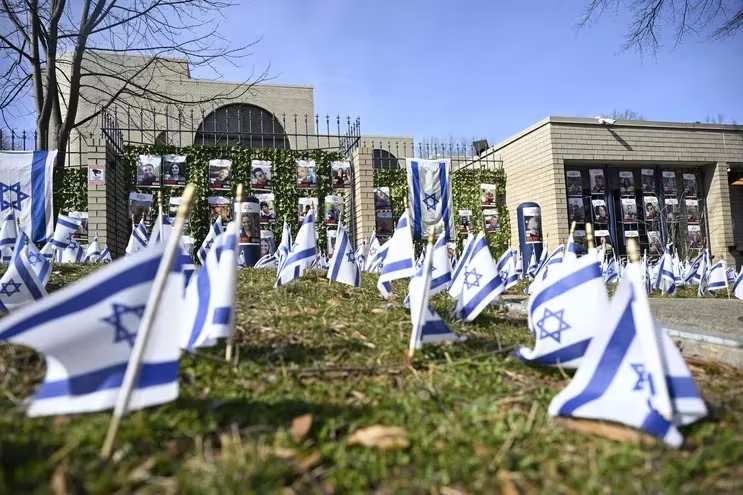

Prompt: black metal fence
[
  {"left": 98, "top": 105, "right": 363, "bottom": 156},
  {"left": 363, "top": 138, "right": 503, "bottom": 172},
  {"left": 0, "top": 129, "right": 89, "bottom": 170}
]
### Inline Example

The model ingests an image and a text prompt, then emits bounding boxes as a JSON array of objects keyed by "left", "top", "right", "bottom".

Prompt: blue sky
[{"left": 194, "top": 0, "right": 742, "bottom": 144}]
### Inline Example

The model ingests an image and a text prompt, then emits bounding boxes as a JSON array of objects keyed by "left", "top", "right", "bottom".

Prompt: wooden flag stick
[
  {"left": 585, "top": 223, "right": 594, "bottom": 250},
  {"left": 101, "top": 184, "right": 197, "bottom": 460},
  {"left": 724, "top": 259, "right": 732, "bottom": 300},
  {"left": 226, "top": 183, "right": 244, "bottom": 362}
]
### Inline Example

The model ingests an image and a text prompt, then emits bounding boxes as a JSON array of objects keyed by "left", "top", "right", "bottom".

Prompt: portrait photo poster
[
  {"left": 208, "top": 196, "right": 232, "bottom": 225},
  {"left": 665, "top": 198, "right": 679, "bottom": 223},
  {"left": 136, "top": 155, "right": 161, "bottom": 189},
  {"left": 68, "top": 211, "right": 89, "bottom": 243},
  {"left": 375, "top": 210, "right": 394, "bottom": 236},
  {"left": 209, "top": 159, "right": 232, "bottom": 191},
  {"left": 374, "top": 187, "right": 391, "bottom": 210},
  {"left": 331, "top": 160, "right": 353, "bottom": 189},
  {"left": 640, "top": 168, "right": 655, "bottom": 194},
  {"left": 483, "top": 209, "right": 500, "bottom": 233},
  {"left": 480, "top": 183, "right": 496, "bottom": 206},
  {"left": 162, "top": 154, "right": 187, "bottom": 187},
  {"left": 325, "top": 195, "right": 344, "bottom": 225},
  {"left": 566, "top": 170, "right": 582, "bottom": 197},
  {"left": 238, "top": 200, "right": 260, "bottom": 245},
  {"left": 260, "top": 230, "right": 275, "bottom": 256},
  {"left": 589, "top": 169, "right": 605, "bottom": 194},
  {"left": 621, "top": 198, "right": 638, "bottom": 223},
  {"left": 662, "top": 171, "right": 677, "bottom": 196},
  {"left": 643, "top": 196, "right": 660, "bottom": 221},
  {"left": 298, "top": 197, "right": 319, "bottom": 223},
  {"left": 251, "top": 160, "right": 272, "bottom": 192},
  {"left": 128, "top": 192, "right": 153, "bottom": 225},
  {"left": 592, "top": 199, "right": 608, "bottom": 224},
  {"left": 523, "top": 206, "right": 542, "bottom": 243},
  {"left": 619, "top": 170, "right": 635, "bottom": 196},
  {"left": 458, "top": 209, "right": 473, "bottom": 233},
  {"left": 297, "top": 159, "right": 317, "bottom": 189},
  {"left": 258, "top": 193, "right": 276, "bottom": 224}
]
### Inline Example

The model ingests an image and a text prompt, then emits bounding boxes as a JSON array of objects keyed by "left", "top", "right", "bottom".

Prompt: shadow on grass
[{"left": 230, "top": 341, "right": 373, "bottom": 366}]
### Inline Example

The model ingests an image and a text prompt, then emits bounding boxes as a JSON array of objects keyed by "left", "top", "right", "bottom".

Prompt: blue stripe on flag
[
  {"left": 516, "top": 339, "right": 590, "bottom": 366},
  {"left": 212, "top": 307, "right": 231, "bottom": 325},
  {"left": 438, "top": 162, "right": 450, "bottom": 239},
  {"left": 0, "top": 255, "right": 161, "bottom": 341},
  {"left": 34, "top": 361, "right": 178, "bottom": 400},
  {"left": 31, "top": 151, "right": 49, "bottom": 243},
  {"left": 461, "top": 275, "right": 503, "bottom": 316},
  {"left": 640, "top": 409, "right": 673, "bottom": 439},
  {"left": 329, "top": 232, "right": 349, "bottom": 281},
  {"left": 558, "top": 298, "right": 635, "bottom": 415},
  {"left": 411, "top": 161, "right": 422, "bottom": 239},
  {"left": 186, "top": 261, "right": 212, "bottom": 349},
  {"left": 14, "top": 254, "right": 44, "bottom": 300}
]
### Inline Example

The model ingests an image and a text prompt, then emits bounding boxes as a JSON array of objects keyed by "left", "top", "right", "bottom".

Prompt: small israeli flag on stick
[{"left": 405, "top": 158, "right": 456, "bottom": 240}]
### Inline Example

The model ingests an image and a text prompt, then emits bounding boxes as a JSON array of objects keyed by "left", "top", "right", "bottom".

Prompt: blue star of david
[
  {"left": 630, "top": 363, "right": 656, "bottom": 395},
  {"left": 463, "top": 268, "right": 482, "bottom": 290},
  {"left": 204, "top": 239, "right": 214, "bottom": 250},
  {"left": 0, "top": 278, "right": 22, "bottom": 297},
  {"left": 27, "top": 251, "right": 43, "bottom": 266},
  {"left": 422, "top": 192, "right": 439, "bottom": 211},
  {"left": 369, "top": 247, "right": 377, "bottom": 258},
  {"left": 345, "top": 250, "right": 356, "bottom": 263},
  {"left": 102, "top": 303, "right": 146, "bottom": 348},
  {"left": 535, "top": 308, "right": 571, "bottom": 344},
  {"left": 0, "top": 181, "right": 29, "bottom": 211}
]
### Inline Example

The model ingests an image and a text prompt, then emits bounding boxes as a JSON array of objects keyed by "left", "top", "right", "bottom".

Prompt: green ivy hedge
[
  {"left": 122, "top": 145, "right": 344, "bottom": 254},
  {"left": 59, "top": 167, "right": 88, "bottom": 213},
  {"left": 373, "top": 167, "right": 509, "bottom": 256}
]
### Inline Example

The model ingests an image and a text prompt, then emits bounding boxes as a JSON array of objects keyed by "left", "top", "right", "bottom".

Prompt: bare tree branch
[{"left": 577, "top": 0, "right": 743, "bottom": 53}]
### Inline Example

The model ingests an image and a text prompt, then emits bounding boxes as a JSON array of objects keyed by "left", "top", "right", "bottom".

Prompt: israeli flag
[
  {"left": 355, "top": 240, "right": 367, "bottom": 272},
  {"left": 0, "top": 244, "right": 184, "bottom": 416},
  {"left": 0, "top": 210, "right": 17, "bottom": 248},
  {"left": 254, "top": 254, "right": 278, "bottom": 268},
  {"left": 276, "top": 221, "right": 293, "bottom": 272},
  {"left": 377, "top": 211, "right": 416, "bottom": 299},
  {"left": 1, "top": 246, "right": 11, "bottom": 263},
  {"left": 706, "top": 261, "right": 728, "bottom": 295},
  {"left": 563, "top": 234, "right": 577, "bottom": 263},
  {"left": 85, "top": 236, "right": 101, "bottom": 262},
  {"left": 526, "top": 249, "right": 538, "bottom": 278},
  {"left": 276, "top": 210, "right": 317, "bottom": 287},
  {"left": 126, "top": 220, "right": 149, "bottom": 256},
  {"left": 366, "top": 238, "right": 389, "bottom": 274},
  {"left": 364, "top": 233, "right": 381, "bottom": 272},
  {"left": 683, "top": 251, "right": 704, "bottom": 284},
  {"left": 448, "top": 231, "right": 479, "bottom": 304},
  {"left": 327, "top": 223, "right": 360, "bottom": 287},
  {"left": 197, "top": 217, "right": 223, "bottom": 265},
  {"left": 17, "top": 231, "right": 51, "bottom": 287},
  {"left": 734, "top": 269, "right": 743, "bottom": 299},
  {"left": 50, "top": 214, "right": 80, "bottom": 251},
  {"left": 655, "top": 246, "right": 676, "bottom": 295},
  {"left": 0, "top": 151, "right": 55, "bottom": 244},
  {"left": 98, "top": 247, "right": 112, "bottom": 264},
  {"left": 183, "top": 222, "right": 238, "bottom": 350},
  {"left": 405, "top": 158, "right": 455, "bottom": 240},
  {"left": 61, "top": 238, "right": 85, "bottom": 263},
  {"left": 517, "top": 253, "right": 609, "bottom": 368},
  {"left": 456, "top": 233, "right": 505, "bottom": 321},
  {"left": 0, "top": 233, "right": 48, "bottom": 311},
  {"left": 548, "top": 260, "right": 707, "bottom": 447},
  {"left": 151, "top": 212, "right": 172, "bottom": 244},
  {"left": 404, "top": 231, "right": 452, "bottom": 307},
  {"left": 604, "top": 256, "right": 619, "bottom": 284}
]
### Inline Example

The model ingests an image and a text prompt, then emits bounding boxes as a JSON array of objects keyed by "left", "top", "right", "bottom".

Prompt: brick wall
[
  {"left": 352, "top": 148, "right": 375, "bottom": 244},
  {"left": 488, "top": 123, "right": 562, "bottom": 247}
]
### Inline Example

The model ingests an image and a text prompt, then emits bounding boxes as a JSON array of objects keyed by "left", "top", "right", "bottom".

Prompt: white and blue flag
[
  {"left": 126, "top": 220, "right": 149, "bottom": 256},
  {"left": 0, "top": 210, "right": 17, "bottom": 249},
  {"left": 405, "top": 158, "right": 456, "bottom": 240},
  {"left": 0, "top": 244, "right": 184, "bottom": 416},
  {"left": 377, "top": 211, "right": 416, "bottom": 299},
  {"left": 85, "top": 236, "right": 102, "bottom": 262},
  {"left": 98, "top": 247, "right": 113, "bottom": 264},
  {"left": 276, "top": 210, "right": 317, "bottom": 287},
  {"left": 734, "top": 269, "right": 743, "bottom": 299},
  {"left": 0, "top": 233, "right": 48, "bottom": 311},
  {"left": 197, "top": 217, "right": 223, "bottom": 265},
  {"left": 365, "top": 234, "right": 384, "bottom": 272},
  {"left": 17, "top": 231, "right": 51, "bottom": 287},
  {"left": 548, "top": 260, "right": 707, "bottom": 447},
  {"left": 51, "top": 214, "right": 80, "bottom": 251},
  {"left": 327, "top": 222, "right": 360, "bottom": 287},
  {"left": 517, "top": 253, "right": 609, "bottom": 369},
  {"left": 706, "top": 261, "right": 728, "bottom": 295},
  {"left": 0, "top": 151, "right": 55, "bottom": 244},
  {"left": 254, "top": 253, "right": 278, "bottom": 268},
  {"left": 455, "top": 233, "right": 505, "bottom": 321},
  {"left": 404, "top": 231, "right": 452, "bottom": 307}
]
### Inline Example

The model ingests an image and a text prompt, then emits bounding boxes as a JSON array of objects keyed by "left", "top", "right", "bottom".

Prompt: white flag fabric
[
  {"left": 0, "top": 210, "right": 17, "bottom": 249},
  {"left": 377, "top": 211, "right": 415, "bottom": 298},
  {"left": 457, "top": 233, "right": 505, "bottom": 321},
  {"left": 126, "top": 220, "right": 149, "bottom": 256},
  {"left": 85, "top": 236, "right": 102, "bottom": 262},
  {"left": 405, "top": 158, "right": 456, "bottom": 240},
  {"left": 0, "top": 151, "right": 55, "bottom": 244},
  {"left": 517, "top": 253, "right": 609, "bottom": 368},
  {"left": 548, "top": 262, "right": 707, "bottom": 447},
  {"left": 275, "top": 210, "right": 317, "bottom": 287},
  {"left": 51, "top": 214, "right": 80, "bottom": 251},
  {"left": 197, "top": 217, "right": 223, "bottom": 265},
  {"left": 0, "top": 244, "right": 184, "bottom": 416},
  {"left": 0, "top": 234, "right": 47, "bottom": 311},
  {"left": 18, "top": 231, "right": 51, "bottom": 287},
  {"left": 326, "top": 222, "right": 360, "bottom": 287}
]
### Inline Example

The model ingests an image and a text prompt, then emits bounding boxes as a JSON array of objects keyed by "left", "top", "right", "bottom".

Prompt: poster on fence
[
  {"left": 297, "top": 160, "right": 317, "bottom": 189},
  {"left": 480, "top": 184, "right": 496, "bottom": 206},
  {"left": 619, "top": 171, "right": 635, "bottom": 195},
  {"left": 260, "top": 230, "right": 275, "bottom": 256},
  {"left": 641, "top": 169, "right": 655, "bottom": 194},
  {"left": 68, "top": 211, "right": 89, "bottom": 243},
  {"left": 209, "top": 159, "right": 232, "bottom": 191},
  {"left": 665, "top": 198, "right": 679, "bottom": 223},
  {"left": 258, "top": 193, "right": 276, "bottom": 224},
  {"left": 163, "top": 155, "right": 187, "bottom": 187},
  {"left": 621, "top": 198, "right": 638, "bottom": 223},
  {"left": 331, "top": 161, "right": 353, "bottom": 189},
  {"left": 208, "top": 196, "right": 232, "bottom": 225},
  {"left": 683, "top": 173, "right": 697, "bottom": 197},
  {"left": 643, "top": 196, "right": 659, "bottom": 221},
  {"left": 662, "top": 171, "right": 677, "bottom": 195},
  {"left": 238, "top": 200, "right": 260, "bottom": 245},
  {"left": 688, "top": 225, "right": 702, "bottom": 249},
  {"left": 589, "top": 169, "right": 604, "bottom": 194},
  {"left": 648, "top": 231, "right": 663, "bottom": 255},
  {"left": 325, "top": 196, "right": 343, "bottom": 225},
  {"left": 298, "top": 197, "right": 318, "bottom": 224},
  {"left": 483, "top": 209, "right": 500, "bottom": 233},
  {"left": 568, "top": 198, "right": 585, "bottom": 223},
  {"left": 458, "top": 210, "right": 473, "bottom": 233},
  {"left": 251, "top": 160, "right": 272, "bottom": 192},
  {"left": 374, "top": 187, "right": 391, "bottom": 209},
  {"left": 168, "top": 196, "right": 189, "bottom": 230},
  {"left": 685, "top": 199, "right": 700, "bottom": 224},
  {"left": 128, "top": 192, "right": 153, "bottom": 226},
  {"left": 592, "top": 199, "right": 608, "bottom": 224},
  {"left": 566, "top": 170, "right": 582, "bottom": 197},
  {"left": 136, "top": 155, "right": 161, "bottom": 188}
]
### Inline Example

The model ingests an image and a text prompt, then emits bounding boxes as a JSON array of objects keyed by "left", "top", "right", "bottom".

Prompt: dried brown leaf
[
  {"left": 371, "top": 308, "right": 386, "bottom": 314},
  {"left": 291, "top": 413, "right": 313, "bottom": 442},
  {"left": 298, "top": 450, "right": 322, "bottom": 471},
  {"left": 272, "top": 447, "right": 296, "bottom": 459},
  {"left": 347, "top": 425, "right": 409, "bottom": 450},
  {"left": 129, "top": 457, "right": 157, "bottom": 482},
  {"left": 440, "top": 486, "right": 469, "bottom": 495},
  {"left": 555, "top": 418, "right": 658, "bottom": 444}
]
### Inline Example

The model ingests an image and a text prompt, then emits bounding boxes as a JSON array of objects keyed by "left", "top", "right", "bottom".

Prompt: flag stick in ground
[
  {"left": 225, "top": 183, "right": 244, "bottom": 362},
  {"left": 585, "top": 222, "right": 594, "bottom": 250},
  {"left": 100, "top": 184, "right": 197, "bottom": 459},
  {"left": 626, "top": 237, "right": 674, "bottom": 421},
  {"left": 405, "top": 227, "right": 437, "bottom": 366}
]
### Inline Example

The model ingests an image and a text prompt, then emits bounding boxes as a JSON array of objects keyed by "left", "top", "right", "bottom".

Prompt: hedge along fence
[
  {"left": 121, "top": 145, "right": 346, "bottom": 254},
  {"left": 59, "top": 167, "right": 88, "bottom": 213},
  {"left": 373, "top": 167, "right": 509, "bottom": 256}
]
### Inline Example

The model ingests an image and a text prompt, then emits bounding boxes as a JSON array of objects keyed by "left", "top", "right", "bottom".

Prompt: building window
[
  {"left": 372, "top": 149, "right": 399, "bottom": 169},
  {"left": 194, "top": 104, "right": 290, "bottom": 149}
]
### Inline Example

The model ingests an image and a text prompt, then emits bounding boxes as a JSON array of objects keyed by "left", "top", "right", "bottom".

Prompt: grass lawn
[{"left": 0, "top": 265, "right": 742, "bottom": 494}]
